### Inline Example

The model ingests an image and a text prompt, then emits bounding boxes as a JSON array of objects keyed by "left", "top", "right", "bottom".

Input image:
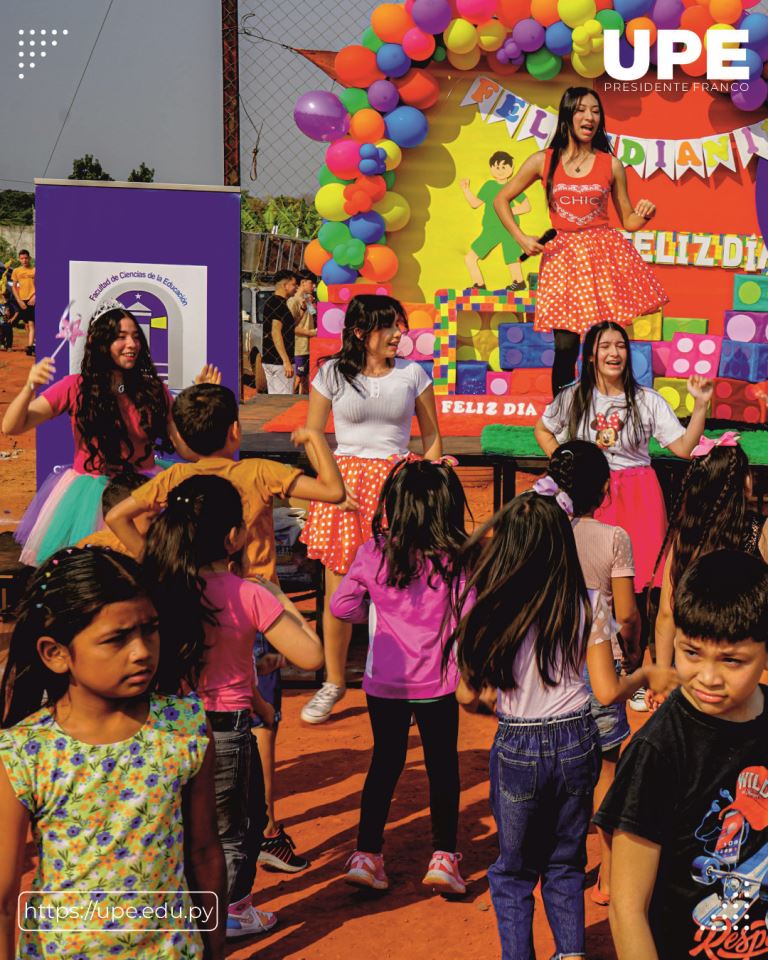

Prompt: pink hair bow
[
  {"left": 691, "top": 431, "right": 741, "bottom": 458},
  {"left": 533, "top": 476, "right": 574, "bottom": 517}
]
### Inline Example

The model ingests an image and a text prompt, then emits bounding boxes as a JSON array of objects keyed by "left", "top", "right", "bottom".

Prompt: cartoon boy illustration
[{"left": 461, "top": 151, "right": 530, "bottom": 292}]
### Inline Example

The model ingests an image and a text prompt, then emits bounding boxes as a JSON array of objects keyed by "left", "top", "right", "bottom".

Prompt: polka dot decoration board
[
  {"left": 667, "top": 333, "right": 723, "bottom": 380},
  {"left": 733, "top": 275, "right": 768, "bottom": 313}
]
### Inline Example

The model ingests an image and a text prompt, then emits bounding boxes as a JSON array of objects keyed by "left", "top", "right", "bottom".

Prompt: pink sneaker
[
  {"left": 422, "top": 851, "right": 466, "bottom": 895},
  {"left": 344, "top": 851, "right": 389, "bottom": 890}
]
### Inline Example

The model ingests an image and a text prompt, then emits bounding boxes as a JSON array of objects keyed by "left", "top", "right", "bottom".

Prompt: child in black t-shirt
[{"left": 595, "top": 550, "right": 768, "bottom": 960}]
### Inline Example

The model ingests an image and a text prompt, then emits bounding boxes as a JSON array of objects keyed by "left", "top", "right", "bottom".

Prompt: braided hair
[{"left": 548, "top": 440, "right": 610, "bottom": 518}]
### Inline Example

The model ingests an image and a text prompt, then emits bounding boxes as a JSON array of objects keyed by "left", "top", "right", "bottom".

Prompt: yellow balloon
[
  {"left": 447, "top": 45, "right": 482, "bottom": 68},
  {"left": 443, "top": 17, "right": 478, "bottom": 53},
  {"left": 375, "top": 138, "right": 402, "bottom": 171},
  {"left": 573, "top": 40, "right": 591, "bottom": 53},
  {"left": 374, "top": 191, "right": 412, "bottom": 231},
  {"left": 584, "top": 17, "right": 602, "bottom": 35},
  {"left": 705, "top": 22, "right": 738, "bottom": 48},
  {"left": 592, "top": 34, "right": 603, "bottom": 51},
  {"left": 571, "top": 49, "right": 604, "bottom": 76},
  {"left": 317, "top": 281, "right": 328, "bottom": 301},
  {"left": 314, "top": 182, "right": 348, "bottom": 222},
  {"left": 558, "top": 0, "right": 597, "bottom": 28},
  {"left": 572, "top": 24, "right": 589, "bottom": 43},
  {"left": 477, "top": 18, "right": 506, "bottom": 51}
]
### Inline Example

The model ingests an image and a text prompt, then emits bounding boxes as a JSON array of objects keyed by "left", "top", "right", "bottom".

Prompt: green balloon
[
  {"left": 596, "top": 9, "right": 625, "bottom": 34},
  {"left": 339, "top": 87, "right": 370, "bottom": 114},
  {"left": 318, "top": 221, "right": 351, "bottom": 253},
  {"left": 317, "top": 164, "right": 353, "bottom": 187},
  {"left": 525, "top": 48, "right": 563, "bottom": 82},
  {"left": 362, "top": 26, "right": 384, "bottom": 52},
  {"left": 382, "top": 171, "right": 396, "bottom": 189},
  {"left": 433, "top": 45, "right": 447, "bottom": 62}
]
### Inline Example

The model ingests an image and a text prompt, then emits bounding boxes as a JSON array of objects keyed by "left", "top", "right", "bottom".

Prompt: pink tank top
[{"left": 542, "top": 149, "right": 613, "bottom": 232}]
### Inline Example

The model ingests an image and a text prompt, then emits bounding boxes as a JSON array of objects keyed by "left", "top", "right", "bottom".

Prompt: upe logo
[{"left": 603, "top": 29, "right": 749, "bottom": 81}]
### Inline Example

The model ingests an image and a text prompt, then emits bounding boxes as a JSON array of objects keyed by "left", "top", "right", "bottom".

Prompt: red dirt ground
[{"left": 1, "top": 336, "right": 631, "bottom": 959}]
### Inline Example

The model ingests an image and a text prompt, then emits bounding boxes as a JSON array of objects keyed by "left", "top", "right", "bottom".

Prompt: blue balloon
[
  {"left": 385, "top": 105, "right": 428, "bottom": 148},
  {"left": 376, "top": 43, "right": 412, "bottom": 78},
  {"left": 545, "top": 21, "right": 573, "bottom": 57},
  {"left": 360, "top": 143, "right": 379, "bottom": 158},
  {"left": 745, "top": 47, "right": 764, "bottom": 78},
  {"left": 742, "top": 13, "right": 768, "bottom": 59},
  {"left": 613, "top": 0, "right": 653, "bottom": 20},
  {"left": 349, "top": 211, "right": 386, "bottom": 244},
  {"left": 359, "top": 157, "right": 383, "bottom": 174},
  {"left": 321, "top": 259, "right": 359, "bottom": 284}
]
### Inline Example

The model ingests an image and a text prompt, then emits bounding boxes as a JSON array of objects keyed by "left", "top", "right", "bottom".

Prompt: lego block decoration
[
  {"left": 487, "top": 371, "right": 512, "bottom": 396},
  {"left": 724, "top": 311, "right": 768, "bottom": 344},
  {"left": 628, "top": 310, "right": 663, "bottom": 341},
  {"left": 509, "top": 368, "right": 552, "bottom": 397},
  {"left": 662, "top": 317, "right": 707, "bottom": 340},
  {"left": 398, "top": 329, "right": 436, "bottom": 361},
  {"left": 718, "top": 341, "right": 768, "bottom": 382},
  {"left": 630, "top": 342, "right": 653, "bottom": 387},
  {"left": 498, "top": 324, "right": 555, "bottom": 370},
  {"left": 667, "top": 333, "right": 723, "bottom": 379},
  {"left": 733, "top": 275, "right": 768, "bottom": 312},
  {"left": 652, "top": 342, "right": 672, "bottom": 377},
  {"left": 317, "top": 302, "right": 346, "bottom": 338},
  {"left": 712, "top": 378, "right": 767, "bottom": 423},
  {"left": 653, "top": 377, "right": 696, "bottom": 417},
  {"left": 456, "top": 361, "right": 488, "bottom": 395},
  {"left": 326, "top": 282, "right": 392, "bottom": 303},
  {"left": 309, "top": 337, "right": 339, "bottom": 382}
]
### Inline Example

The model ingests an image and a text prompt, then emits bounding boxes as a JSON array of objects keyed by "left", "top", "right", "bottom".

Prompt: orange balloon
[
  {"left": 371, "top": 3, "right": 416, "bottom": 42},
  {"left": 709, "top": 0, "right": 742, "bottom": 23},
  {"left": 335, "top": 46, "right": 384, "bottom": 87},
  {"left": 304, "top": 239, "right": 332, "bottom": 275},
  {"left": 350, "top": 108, "right": 387, "bottom": 142},
  {"left": 626, "top": 16, "right": 657, "bottom": 44},
  {"left": 360, "top": 245, "right": 399, "bottom": 282},
  {"left": 497, "top": 0, "right": 532, "bottom": 27},
  {"left": 680, "top": 47, "right": 708, "bottom": 73},
  {"left": 680, "top": 5, "right": 714, "bottom": 33},
  {"left": 486, "top": 52, "right": 522, "bottom": 74},
  {"left": 531, "top": 0, "right": 560, "bottom": 26},
  {"left": 394, "top": 69, "right": 441, "bottom": 108}
]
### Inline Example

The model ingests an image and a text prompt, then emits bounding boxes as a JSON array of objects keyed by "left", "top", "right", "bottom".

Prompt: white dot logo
[{"left": 16, "top": 28, "right": 69, "bottom": 79}]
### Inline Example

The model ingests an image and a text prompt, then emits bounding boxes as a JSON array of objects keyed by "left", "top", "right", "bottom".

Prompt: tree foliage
[
  {"left": 127, "top": 162, "right": 155, "bottom": 183},
  {"left": 0, "top": 191, "right": 34, "bottom": 225},
  {"left": 69, "top": 154, "right": 114, "bottom": 181},
  {"left": 241, "top": 194, "right": 320, "bottom": 240}
]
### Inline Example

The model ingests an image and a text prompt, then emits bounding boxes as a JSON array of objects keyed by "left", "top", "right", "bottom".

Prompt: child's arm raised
[
  {"left": 0, "top": 759, "right": 31, "bottom": 960},
  {"left": 610, "top": 157, "right": 657, "bottom": 232},
  {"left": 1, "top": 358, "right": 56, "bottom": 435},
  {"left": 609, "top": 831, "right": 661, "bottom": 960},
  {"left": 287, "top": 426, "right": 344, "bottom": 504},
  {"left": 665, "top": 376, "right": 714, "bottom": 459},
  {"left": 182, "top": 731, "right": 227, "bottom": 960},
  {"left": 459, "top": 179, "right": 482, "bottom": 208}
]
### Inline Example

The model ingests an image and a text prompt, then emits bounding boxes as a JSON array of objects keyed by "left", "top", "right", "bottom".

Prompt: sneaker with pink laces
[
  {"left": 422, "top": 851, "right": 466, "bottom": 895},
  {"left": 344, "top": 851, "right": 389, "bottom": 891}
]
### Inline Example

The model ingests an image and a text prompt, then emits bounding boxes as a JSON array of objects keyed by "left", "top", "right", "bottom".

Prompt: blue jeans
[
  {"left": 488, "top": 704, "right": 601, "bottom": 960},
  {"left": 210, "top": 711, "right": 267, "bottom": 906}
]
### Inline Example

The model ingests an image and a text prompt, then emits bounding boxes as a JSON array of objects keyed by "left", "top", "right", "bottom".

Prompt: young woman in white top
[{"left": 300, "top": 295, "right": 441, "bottom": 724}]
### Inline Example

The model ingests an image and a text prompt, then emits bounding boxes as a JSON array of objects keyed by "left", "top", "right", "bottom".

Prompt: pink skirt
[
  {"left": 594, "top": 466, "right": 667, "bottom": 592},
  {"left": 300, "top": 455, "right": 394, "bottom": 575}
]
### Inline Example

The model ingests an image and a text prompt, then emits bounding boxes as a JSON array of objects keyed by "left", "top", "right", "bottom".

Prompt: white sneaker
[
  {"left": 225, "top": 906, "right": 278, "bottom": 939},
  {"left": 300, "top": 682, "right": 346, "bottom": 724},
  {"left": 629, "top": 688, "right": 649, "bottom": 713}
]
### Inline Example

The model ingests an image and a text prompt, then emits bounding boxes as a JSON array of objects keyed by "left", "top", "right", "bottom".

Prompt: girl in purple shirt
[{"left": 331, "top": 457, "right": 472, "bottom": 896}]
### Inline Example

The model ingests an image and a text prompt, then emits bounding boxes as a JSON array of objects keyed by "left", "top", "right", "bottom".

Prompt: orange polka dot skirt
[
  {"left": 533, "top": 226, "right": 669, "bottom": 335},
  {"left": 300, "top": 455, "right": 394, "bottom": 574}
]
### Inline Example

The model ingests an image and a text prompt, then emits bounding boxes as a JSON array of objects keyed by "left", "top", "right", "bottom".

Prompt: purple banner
[{"left": 34, "top": 181, "right": 240, "bottom": 483}]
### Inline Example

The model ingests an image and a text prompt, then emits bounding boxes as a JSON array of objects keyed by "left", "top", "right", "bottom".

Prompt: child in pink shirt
[
  {"left": 143, "top": 474, "right": 323, "bottom": 940},
  {"left": 331, "top": 457, "right": 472, "bottom": 896}
]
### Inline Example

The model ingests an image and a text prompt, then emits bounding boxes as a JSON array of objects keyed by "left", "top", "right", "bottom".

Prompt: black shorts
[{"left": 17, "top": 304, "right": 35, "bottom": 326}]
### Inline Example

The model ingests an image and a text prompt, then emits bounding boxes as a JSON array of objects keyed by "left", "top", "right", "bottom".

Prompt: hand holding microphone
[{"left": 519, "top": 228, "right": 557, "bottom": 261}]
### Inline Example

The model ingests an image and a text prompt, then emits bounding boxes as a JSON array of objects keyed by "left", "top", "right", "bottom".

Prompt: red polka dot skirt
[
  {"left": 300, "top": 455, "right": 394, "bottom": 574},
  {"left": 534, "top": 226, "right": 669, "bottom": 335}
]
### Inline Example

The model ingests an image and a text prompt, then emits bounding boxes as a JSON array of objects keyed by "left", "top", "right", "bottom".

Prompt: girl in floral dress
[{"left": 0, "top": 548, "right": 226, "bottom": 960}]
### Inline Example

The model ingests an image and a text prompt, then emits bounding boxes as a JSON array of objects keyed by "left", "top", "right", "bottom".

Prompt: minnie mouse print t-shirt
[{"left": 541, "top": 385, "right": 685, "bottom": 470}]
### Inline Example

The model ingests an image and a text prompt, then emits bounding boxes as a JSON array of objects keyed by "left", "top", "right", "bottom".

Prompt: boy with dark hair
[
  {"left": 262, "top": 270, "right": 299, "bottom": 394},
  {"left": 595, "top": 549, "right": 768, "bottom": 960},
  {"left": 461, "top": 152, "right": 530, "bottom": 292},
  {"left": 75, "top": 472, "right": 152, "bottom": 552}
]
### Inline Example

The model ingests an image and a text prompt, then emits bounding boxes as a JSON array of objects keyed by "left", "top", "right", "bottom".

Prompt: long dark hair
[
  {"left": 76, "top": 308, "right": 172, "bottom": 474},
  {"left": 371, "top": 458, "right": 471, "bottom": 590},
  {"left": 447, "top": 492, "right": 591, "bottom": 692},
  {"left": 651, "top": 444, "right": 752, "bottom": 591},
  {"left": 545, "top": 86, "right": 613, "bottom": 205},
  {"left": 549, "top": 322, "right": 644, "bottom": 449},
  {"left": 1, "top": 548, "right": 150, "bottom": 727},
  {"left": 142, "top": 475, "right": 245, "bottom": 689},
  {"left": 322, "top": 295, "right": 408, "bottom": 393},
  {"left": 549, "top": 440, "right": 610, "bottom": 518}
]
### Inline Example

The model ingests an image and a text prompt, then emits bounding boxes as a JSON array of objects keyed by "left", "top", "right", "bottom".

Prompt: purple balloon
[
  {"left": 732, "top": 77, "right": 768, "bottom": 112},
  {"left": 412, "top": 0, "right": 452, "bottom": 34},
  {"left": 512, "top": 19, "right": 544, "bottom": 53},
  {"left": 368, "top": 79, "right": 400, "bottom": 113},
  {"left": 651, "top": 0, "right": 682, "bottom": 30},
  {"left": 294, "top": 91, "right": 350, "bottom": 142}
]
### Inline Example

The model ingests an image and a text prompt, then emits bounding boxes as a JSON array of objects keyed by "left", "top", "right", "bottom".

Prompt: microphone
[{"left": 519, "top": 228, "right": 557, "bottom": 261}]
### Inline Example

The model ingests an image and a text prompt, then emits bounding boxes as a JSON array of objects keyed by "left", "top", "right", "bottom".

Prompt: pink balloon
[
  {"left": 326, "top": 139, "right": 363, "bottom": 179},
  {"left": 456, "top": 0, "right": 498, "bottom": 23},
  {"left": 402, "top": 26, "right": 437, "bottom": 58}
]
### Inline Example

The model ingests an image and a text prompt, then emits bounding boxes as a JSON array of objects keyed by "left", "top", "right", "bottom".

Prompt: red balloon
[
  {"left": 361, "top": 245, "right": 399, "bottom": 281},
  {"left": 394, "top": 69, "right": 441, "bottom": 108},
  {"left": 335, "top": 45, "right": 384, "bottom": 87},
  {"left": 497, "top": 0, "right": 533, "bottom": 27},
  {"left": 679, "top": 5, "right": 714, "bottom": 33},
  {"left": 486, "top": 52, "right": 522, "bottom": 74}
]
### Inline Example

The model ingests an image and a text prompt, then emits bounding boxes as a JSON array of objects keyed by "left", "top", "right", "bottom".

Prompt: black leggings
[
  {"left": 358, "top": 694, "right": 460, "bottom": 855},
  {"left": 552, "top": 329, "right": 581, "bottom": 397}
]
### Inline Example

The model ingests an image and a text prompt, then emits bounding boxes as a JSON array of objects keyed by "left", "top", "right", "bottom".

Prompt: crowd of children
[{"left": 0, "top": 290, "right": 766, "bottom": 960}]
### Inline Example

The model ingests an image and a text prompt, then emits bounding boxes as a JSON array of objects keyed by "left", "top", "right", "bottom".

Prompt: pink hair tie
[
  {"left": 691, "top": 431, "right": 741, "bottom": 458},
  {"left": 533, "top": 476, "right": 574, "bottom": 517}
]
